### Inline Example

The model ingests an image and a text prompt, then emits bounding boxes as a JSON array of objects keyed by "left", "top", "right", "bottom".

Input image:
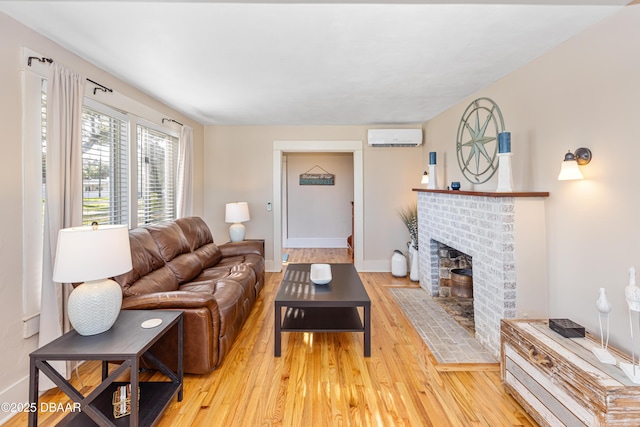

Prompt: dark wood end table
[
  {"left": 274, "top": 263, "right": 371, "bottom": 357},
  {"left": 28, "top": 310, "right": 183, "bottom": 427}
]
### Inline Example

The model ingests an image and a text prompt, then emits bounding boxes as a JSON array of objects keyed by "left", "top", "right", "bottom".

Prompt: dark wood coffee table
[{"left": 274, "top": 263, "right": 371, "bottom": 357}]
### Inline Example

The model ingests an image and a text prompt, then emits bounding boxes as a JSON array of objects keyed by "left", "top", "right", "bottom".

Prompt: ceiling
[{"left": 0, "top": 1, "right": 629, "bottom": 126}]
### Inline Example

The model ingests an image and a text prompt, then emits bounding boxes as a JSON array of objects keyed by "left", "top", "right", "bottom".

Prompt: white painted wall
[
  {"left": 285, "top": 152, "right": 354, "bottom": 248},
  {"left": 423, "top": 5, "right": 640, "bottom": 355},
  {"left": 204, "top": 126, "right": 422, "bottom": 272},
  {"left": 0, "top": 13, "right": 204, "bottom": 422}
]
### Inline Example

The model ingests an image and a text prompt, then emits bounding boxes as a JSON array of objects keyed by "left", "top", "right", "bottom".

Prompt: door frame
[{"left": 273, "top": 140, "right": 363, "bottom": 271}]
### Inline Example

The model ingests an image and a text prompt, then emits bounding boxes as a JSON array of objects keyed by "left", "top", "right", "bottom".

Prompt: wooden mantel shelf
[{"left": 412, "top": 188, "right": 549, "bottom": 198}]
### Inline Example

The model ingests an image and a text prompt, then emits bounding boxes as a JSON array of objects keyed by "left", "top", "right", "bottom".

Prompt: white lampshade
[
  {"left": 421, "top": 171, "right": 429, "bottom": 184},
  {"left": 225, "top": 202, "right": 250, "bottom": 223},
  {"left": 53, "top": 224, "right": 132, "bottom": 336},
  {"left": 557, "top": 159, "right": 583, "bottom": 181},
  {"left": 53, "top": 224, "right": 132, "bottom": 283}
]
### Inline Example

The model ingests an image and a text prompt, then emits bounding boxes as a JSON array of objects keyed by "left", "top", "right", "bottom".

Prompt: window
[
  {"left": 22, "top": 71, "right": 47, "bottom": 335},
  {"left": 137, "top": 124, "right": 179, "bottom": 224},
  {"left": 81, "top": 101, "right": 129, "bottom": 226},
  {"left": 22, "top": 53, "right": 183, "bottom": 338}
]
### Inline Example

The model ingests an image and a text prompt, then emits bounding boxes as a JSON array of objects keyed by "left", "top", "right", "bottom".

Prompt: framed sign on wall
[{"left": 299, "top": 165, "right": 335, "bottom": 185}]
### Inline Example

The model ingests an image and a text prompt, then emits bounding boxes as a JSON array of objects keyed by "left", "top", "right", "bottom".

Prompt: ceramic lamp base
[
  {"left": 229, "top": 222, "right": 246, "bottom": 242},
  {"left": 68, "top": 279, "right": 122, "bottom": 336}
]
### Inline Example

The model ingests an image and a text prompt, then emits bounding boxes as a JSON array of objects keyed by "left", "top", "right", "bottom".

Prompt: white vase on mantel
[{"left": 409, "top": 240, "right": 419, "bottom": 282}]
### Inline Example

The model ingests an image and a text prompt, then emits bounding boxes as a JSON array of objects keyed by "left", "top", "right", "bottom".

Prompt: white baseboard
[
  {"left": 358, "top": 259, "right": 391, "bottom": 272},
  {"left": 265, "top": 259, "right": 279, "bottom": 272},
  {"left": 284, "top": 238, "right": 347, "bottom": 248},
  {"left": 0, "top": 375, "right": 30, "bottom": 425}
]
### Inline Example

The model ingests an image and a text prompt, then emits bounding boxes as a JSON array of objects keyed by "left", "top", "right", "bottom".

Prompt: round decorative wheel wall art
[{"left": 456, "top": 97, "right": 505, "bottom": 184}]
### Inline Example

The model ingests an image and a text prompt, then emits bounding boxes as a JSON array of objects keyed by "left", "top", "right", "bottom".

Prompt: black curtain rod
[
  {"left": 27, "top": 56, "right": 52, "bottom": 66},
  {"left": 86, "top": 78, "right": 113, "bottom": 96},
  {"left": 162, "top": 118, "right": 184, "bottom": 127},
  {"left": 27, "top": 56, "right": 113, "bottom": 96}
]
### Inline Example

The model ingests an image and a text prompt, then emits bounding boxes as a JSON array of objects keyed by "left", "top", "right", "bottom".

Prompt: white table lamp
[
  {"left": 52, "top": 224, "right": 132, "bottom": 336},
  {"left": 225, "top": 202, "right": 250, "bottom": 242}
]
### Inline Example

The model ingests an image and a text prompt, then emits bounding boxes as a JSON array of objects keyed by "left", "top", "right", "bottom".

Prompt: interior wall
[
  {"left": 204, "top": 126, "right": 422, "bottom": 271},
  {"left": 285, "top": 152, "right": 354, "bottom": 248},
  {"left": 422, "top": 4, "right": 640, "bottom": 354},
  {"left": 0, "top": 12, "right": 205, "bottom": 418}
]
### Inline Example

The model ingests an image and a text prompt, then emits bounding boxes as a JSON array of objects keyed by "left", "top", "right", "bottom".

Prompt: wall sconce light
[
  {"left": 558, "top": 147, "right": 592, "bottom": 181},
  {"left": 421, "top": 170, "right": 429, "bottom": 184}
]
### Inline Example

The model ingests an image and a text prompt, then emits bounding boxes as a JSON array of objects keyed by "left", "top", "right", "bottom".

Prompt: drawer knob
[{"left": 529, "top": 347, "right": 553, "bottom": 368}]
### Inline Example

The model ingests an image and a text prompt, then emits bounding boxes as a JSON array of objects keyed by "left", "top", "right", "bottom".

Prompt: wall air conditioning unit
[{"left": 367, "top": 129, "right": 423, "bottom": 147}]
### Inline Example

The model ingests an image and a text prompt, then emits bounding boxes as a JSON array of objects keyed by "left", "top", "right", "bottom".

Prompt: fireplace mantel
[
  {"left": 415, "top": 189, "right": 549, "bottom": 357},
  {"left": 413, "top": 188, "right": 549, "bottom": 198}
]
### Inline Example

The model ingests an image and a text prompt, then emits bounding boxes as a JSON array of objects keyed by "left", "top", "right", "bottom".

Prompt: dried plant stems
[{"left": 399, "top": 202, "right": 418, "bottom": 249}]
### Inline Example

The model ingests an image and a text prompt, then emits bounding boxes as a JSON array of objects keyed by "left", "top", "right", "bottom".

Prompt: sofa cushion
[
  {"left": 216, "top": 255, "right": 246, "bottom": 269},
  {"left": 179, "top": 280, "right": 216, "bottom": 294},
  {"left": 195, "top": 266, "right": 234, "bottom": 283},
  {"left": 227, "top": 264, "right": 257, "bottom": 302},
  {"left": 176, "top": 217, "right": 223, "bottom": 268},
  {"left": 217, "top": 254, "right": 264, "bottom": 287},
  {"left": 176, "top": 217, "right": 214, "bottom": 248},
  {"left": 167, "top": 253, "right": 203, "bottom": 283},
  {"left": 147, "top": 222, "right": 203, "bottom": 283},
  {"left": 195, "top": 243, "right": 223, "bottom": 269},
  {"left": 146, "top": 222, "right": 191, "bottom": 261},
  {"left": 113, "top": 228, "right": 168, "bottom": 292},
  {"left": 212, "top": 279, "right": 245, "bottom": 336},
  {"left": 123, "top": 266, "right": 179, "bottom": 297},
  {"left": 241, "top": 254, "right": 265, "bottom": 283}
]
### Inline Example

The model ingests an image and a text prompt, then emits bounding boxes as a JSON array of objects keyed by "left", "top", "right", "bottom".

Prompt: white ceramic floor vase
[{"left": 409, "top": 243, "right": 419, "bottom": 282}]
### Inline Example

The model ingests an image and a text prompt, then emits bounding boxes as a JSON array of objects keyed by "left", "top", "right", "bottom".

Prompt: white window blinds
[
  {"left": 81, "top": 102, "right": 129, "bottom": 226},
  {"left": 137, "top": 124, "right": 179, "bottom": 225}
]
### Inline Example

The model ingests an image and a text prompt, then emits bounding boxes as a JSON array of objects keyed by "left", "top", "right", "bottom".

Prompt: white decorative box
[{"left": 310, "top": 264, "right": 332, "bottom": 285}]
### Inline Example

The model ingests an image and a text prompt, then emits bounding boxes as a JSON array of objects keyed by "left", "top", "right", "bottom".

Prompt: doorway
[
  {"left": 283, "top": 152, "right": 353, "bottom": 249},
  {"left": 273, "top": 141, "right": 363, "bottom": 272}
]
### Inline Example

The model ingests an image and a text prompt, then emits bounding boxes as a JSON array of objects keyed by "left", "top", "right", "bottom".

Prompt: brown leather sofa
[{"left": 112, "top": 216, "right": 264, "bottom": 374}]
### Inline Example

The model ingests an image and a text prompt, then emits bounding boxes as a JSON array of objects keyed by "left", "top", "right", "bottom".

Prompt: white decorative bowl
[{"left": 310, "top": 264, "right": 332, "bottom": 285}]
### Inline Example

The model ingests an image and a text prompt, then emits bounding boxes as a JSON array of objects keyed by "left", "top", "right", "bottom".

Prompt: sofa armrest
[
  {"left": 219, "top": 240, "right": 264, "bottom": 258},
  {"left": 122, "top": 291, "right": 221, "bottom": 374},
  {"left": 121, "top": 291, "right": 218, "bottom": 311}
]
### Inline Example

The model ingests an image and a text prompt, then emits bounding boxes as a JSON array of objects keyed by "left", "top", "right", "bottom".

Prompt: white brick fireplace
[{"left": 415, "top": 189, "right": 549, "bottom": 357}]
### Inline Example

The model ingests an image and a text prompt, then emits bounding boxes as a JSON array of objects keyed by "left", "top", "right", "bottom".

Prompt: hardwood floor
[{"left": 5, "top": 248, "right": 536, "bottom": 426}]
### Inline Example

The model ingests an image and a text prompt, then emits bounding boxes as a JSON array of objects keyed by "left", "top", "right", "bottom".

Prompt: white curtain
[
  {"left": 38, "top": 63, "right": 85, "bottom": 388},
  {"left": 177, "top": 125, "right": 193, "bottom": 218}
]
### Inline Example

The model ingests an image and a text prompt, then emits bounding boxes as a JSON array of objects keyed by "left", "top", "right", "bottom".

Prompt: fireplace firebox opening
[{"left": 434, "top": 242, "right": 475, "bottom": 334}]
